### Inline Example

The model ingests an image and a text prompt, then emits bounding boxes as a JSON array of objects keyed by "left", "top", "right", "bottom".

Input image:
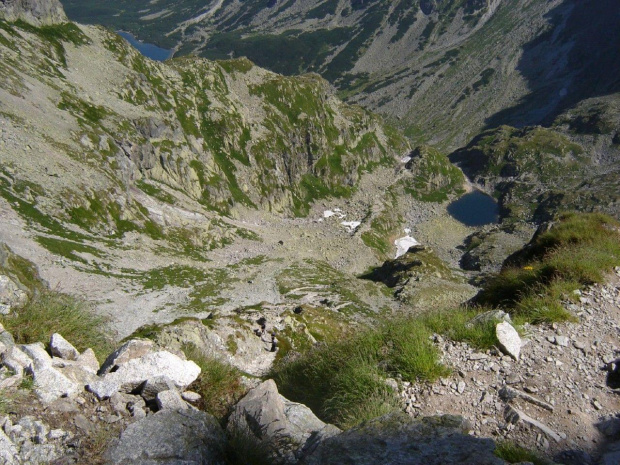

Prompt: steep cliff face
[
  {"left": 0, "top": 14, "right": 409, "bottom": 248},
  {"left": 0, "top": 0, "right": 66, "bottom": 25}
]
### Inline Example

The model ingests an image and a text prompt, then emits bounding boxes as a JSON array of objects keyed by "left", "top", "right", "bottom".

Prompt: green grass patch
[
  {"left": 182, "top": 342, "right": 246, "bottom": 421},
  {"left": 135, "top": 180, "right": 175, "bottom": 204},
  {"left": 420, "top": 307, "right": 498, "bottom": 350},
  {"left": 271, "top": 317, "right": 447, "bottom": 428},
  {"left": 495, "top": 441, "right": 550, "bottom": 465},
  {"left": 36, "top": 236, "right": 105, "bottom": 264},
  {"left": 0, "top": 290, "right": 113, "bottom": 362},
  {"left": 477, "top": 212, "right": 620, "bottom": 323}
]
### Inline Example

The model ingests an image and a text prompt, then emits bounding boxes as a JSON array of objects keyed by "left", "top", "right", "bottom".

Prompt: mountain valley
[{"left": 0, "top": 0, "right": 619, "bottom": 463}]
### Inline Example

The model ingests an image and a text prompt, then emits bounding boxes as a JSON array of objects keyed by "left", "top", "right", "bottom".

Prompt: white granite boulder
[{"left": 49, "top": 333, "right": 79, "bottom": 361}]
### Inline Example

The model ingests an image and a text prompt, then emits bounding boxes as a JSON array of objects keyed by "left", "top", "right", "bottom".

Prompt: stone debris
[
  {"left": 504, "top": 405, "right": 562, "bottom": 442},
  {"left": 400, "top": 277, "right": 620, "bottom": 460},
  {"left": 499, "top": 386, "right": 554, "bottom": 412}
]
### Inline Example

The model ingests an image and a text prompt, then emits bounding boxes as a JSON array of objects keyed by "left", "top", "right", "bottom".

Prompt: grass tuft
[
  {"left": 182, "top": 343, "right": 247, "bottom": 421},
  {"left": 420, "top": 307, "right": 498, "bottom": 350},
  {"left": 477, "top": 213, "right": 620, "bottom": 323},
  {"left": 0, "top": 290, "right": 113, "bottom": 362},
  {"left": 494, "top": 441, "right": 551, "bottom": 464},
  {"left": 271, "top": 318, "right": 447, "bottom": 429}
]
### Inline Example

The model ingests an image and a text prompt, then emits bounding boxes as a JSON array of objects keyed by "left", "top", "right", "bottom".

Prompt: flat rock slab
[
  {"left": 32, "top": 367, "right": 79, "bottom": 404},
  {"left": 300, "top": 413, "right": 504, "bottom": 465},
  {"left": 105, "top": 409, "right": 226, "bottom": 465}
]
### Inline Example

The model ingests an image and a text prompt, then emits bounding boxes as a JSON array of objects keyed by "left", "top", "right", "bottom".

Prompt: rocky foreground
[{"left": 0, "top": 271, "right": 618, "bottom": 464}]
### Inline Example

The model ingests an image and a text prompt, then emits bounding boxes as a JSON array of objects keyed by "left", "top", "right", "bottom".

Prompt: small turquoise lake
[
  {"left": 117, "top": 31, "right": 172, "bottom": 61},
  {"left": 447, "top": 191, "right": 499, "bottom": 226}
]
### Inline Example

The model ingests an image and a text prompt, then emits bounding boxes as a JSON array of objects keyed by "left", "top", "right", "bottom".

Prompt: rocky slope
[
  {"left": 58, "top": 0, "right": 620, "bottom": 148},
  {"left": 450, "top": 93, "right": 620, "bottom": 224}
]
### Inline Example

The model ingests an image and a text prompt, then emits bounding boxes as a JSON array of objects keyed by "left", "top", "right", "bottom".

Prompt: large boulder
[
  {"left": 105, "top": 409, "right": 226, "bottom": 465},
  {"left": 227, "top": 379, "right": 340, "bottom": 465},
  {"left": 0, "top": 0, "right": 67, "bottom": 25},
  {"left": 88, "top": 351, "right": 200, "bottom": 400},
  {"left": 299, "top": 413, "right": 505, "bottom": 465},
  {"left": 99, "top": 339, "right": 154, "bottom": 375},
  {"left": 49, "top": 333, "right": 79, "bottom": 361}
]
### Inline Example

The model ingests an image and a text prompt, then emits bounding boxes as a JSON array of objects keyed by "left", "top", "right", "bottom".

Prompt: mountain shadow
[{"left": 484, "top": 0, "right": 620, "bottom": 129}]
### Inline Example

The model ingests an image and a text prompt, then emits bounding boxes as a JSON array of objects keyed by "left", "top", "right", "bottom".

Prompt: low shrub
[{"left": 494, "top": 441, "right": 551, "bottom": 464}]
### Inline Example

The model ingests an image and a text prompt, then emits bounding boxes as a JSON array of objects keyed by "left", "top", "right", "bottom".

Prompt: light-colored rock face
[
  {"left": 105, "top": 409, "right": 226, "bottom": 465},
  {"left": 88, "top": 350, "right": 200, "bottom": 400},
  {"left": 0, "top": 275, "right": 27, "bottom": 314},
  {"left": 0, "top": 0, "right": 67, "bottom": 25},
  {"left": 49, "top": 333, "right": 79, "bottom": 361},
  {"left": 99, "top": 339, "right": 155, "bottom": 375},
  {"left": 227, "top": 379, "right": 340, "bottom": 465},
  {"left": 495, "top": 321, "right": 521, "bottom": 361}
]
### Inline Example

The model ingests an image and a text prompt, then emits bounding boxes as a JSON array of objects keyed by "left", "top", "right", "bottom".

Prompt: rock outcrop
[
  {"left": 0, "top": 0, "right": 67, "bottom": 25},
  {"left": 105, "top": 409, "right": 227, "bottom": 465},
  {"left": 299, "top": 412, "right": 504, "bottom": 465},
  {"left": 227, "top": 379, "right": 340, "bottom": 465}
]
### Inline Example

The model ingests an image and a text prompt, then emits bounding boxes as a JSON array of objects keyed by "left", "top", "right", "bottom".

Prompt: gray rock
[
  {"left": 76, "top": 348, "right": 99, "bottom": 373},
  {"left": 56, "top": 362, "right": 97, "bottom": 386},
  {"left": 107, "top": 351, "right": 200, "bottom": 394},
  {"left": 300, "top": 413, "right": 504, "bottom": 465},
  {"left": 99, "top": 339, "right": 154, "bottom": 375},
  {"left": 86, "top": 378, "right": 121, "bottom": 401},
  {"left": 49, "top": 333, "right": 79, "bottom": 361},
  {"left": 182, "top": 391, "right": 201, "bottom": 403},
  {"left": 467, "top": 310, "right": 512, "bottom": 328},
  {"left": 227, "top": 379, "right": 341, "bottom": 465},
  {"left": 2, "top": 346, "right": 31, "bottom": 376},
  {"left": 554, "top": 335, "right": 569, "bottom": 347},
  {"left": 573, "top": 340, "right": 587, "bottom": 350},
  {"left": 31, "top": 366, "right": 80, "bottom": 403},
  {"left": 47, "top": 429, "right": 67, "bottom": 441},
  {"left": 0, "top": 327, "right": 15, "bottom": 349},
  {"left": 496, "top": 322, "right": 521, "bottom": 360},
  {"left": 20, "top": 343, "right": 52, "bottom": 370},
  {"left": 0, "top": 427, "right": 19, "bottom": 464},
  {"left": 599, "top": 441, "right": 620, "bottom": 465},
  {"left": 0, "top": 0, "right": 68, "bottom": 26},
  {"left": 105, "top": 409, "right": 226, "bottom": 465},
  {"left": 141, "top": 375, "right": 176, "bottom": 402},
  {"left": 503, "top": 405, "right": 561, "bottom": 442},
  {"left": 109, "top": 392, "right": 131, "bottom": 415},
  {"left": 156, "top": 389, "right": 188, "bottom": 411},
  {"left": 0, "top": 275, "right": 28, "bottom": 313}
]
